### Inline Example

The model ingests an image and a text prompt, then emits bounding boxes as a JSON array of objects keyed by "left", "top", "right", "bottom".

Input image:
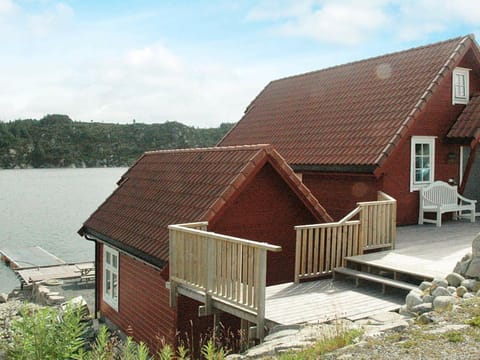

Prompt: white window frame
[
  {"left": 410, "top": 136, "right": 436, "bottom": 192},
  {"left": 103, "top": 245, "right": 119, "bottom": 310},
  {"left": 452, "top": 67, "right": 470, "bottom": 105}
]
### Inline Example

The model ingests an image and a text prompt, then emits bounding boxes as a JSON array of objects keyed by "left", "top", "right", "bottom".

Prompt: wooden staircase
[{"left": 333, "top": 256, "right": 433, "bottom": 294}]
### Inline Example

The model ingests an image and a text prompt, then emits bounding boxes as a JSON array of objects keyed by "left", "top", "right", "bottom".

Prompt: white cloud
[
  {"left": 0, "top": 0, "right": 15, "bottom": 14},
  {"left": 28, "top": 2, "right": 74, "bottom": 37}
]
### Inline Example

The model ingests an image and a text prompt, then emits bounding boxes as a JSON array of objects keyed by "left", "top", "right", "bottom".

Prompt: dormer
[{"left": 452, "top": 67, "right": 470, "bottom": 105}]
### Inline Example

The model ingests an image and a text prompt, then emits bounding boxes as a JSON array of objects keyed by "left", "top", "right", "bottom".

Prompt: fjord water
[{"left": 0, "top": 168, "right": 127, "bottom": 293}]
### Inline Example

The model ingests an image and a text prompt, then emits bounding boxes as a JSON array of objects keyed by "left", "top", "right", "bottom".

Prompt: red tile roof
[
  {"left": 79, "top": 145, "right": 331, "bottom": 266},
  {"left": 220, "top": 35, "right": 476, "bottom": 170},
  {"left": 447, "top": 92, "right": 480, "bottom": 139}
]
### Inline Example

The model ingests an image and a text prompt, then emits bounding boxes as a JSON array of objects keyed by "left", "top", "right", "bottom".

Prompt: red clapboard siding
[{"left": 99, "top": 246, "right": 176, "bottom": 352}]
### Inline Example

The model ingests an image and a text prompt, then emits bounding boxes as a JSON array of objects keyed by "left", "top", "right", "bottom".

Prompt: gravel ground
[{"left": 323, "top": 297, "right": 480, "bottom": 360}]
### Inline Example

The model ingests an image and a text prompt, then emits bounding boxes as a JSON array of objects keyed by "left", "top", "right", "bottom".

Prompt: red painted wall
[
  {"left": 303, "top": 49, "right": 480, "bottom": 225},
  {"left": 210, "top": 163, "right": 319, "bottom": 285},
  {"left": 302, "top": 173, "right": 380, "bottom": 221},
  {"left": 381, "top": 49, "right": 480, "bottom": 225},
  {"left": 98, "top": 244, "right": 177, "bottom": 352}
]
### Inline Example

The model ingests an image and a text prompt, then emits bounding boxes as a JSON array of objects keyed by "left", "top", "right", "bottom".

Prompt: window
[
  {"left": 452, "top": 67, "right": 469, "bottom": 105},
  {"left": 103, "top": 245, "right": 119, "bottom": 310},
  {"left": 411, "top": 136, "right": 435, "bottom": 191}
]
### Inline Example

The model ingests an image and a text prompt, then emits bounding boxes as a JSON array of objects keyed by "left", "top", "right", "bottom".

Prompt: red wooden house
[
  {"left": 220, "top": 35, "right": 480, "bottom": 225},
  {"left": 78, "top": 145, "right": 331, "bottom": 350}
]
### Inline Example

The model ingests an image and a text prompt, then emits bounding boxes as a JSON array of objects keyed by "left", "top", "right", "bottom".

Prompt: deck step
[
  {"left": 334, "top": 267, "right": 418, "bottom": 293},
  {"left": 345, "top": 257, "right": 434, "bottom": 282}
]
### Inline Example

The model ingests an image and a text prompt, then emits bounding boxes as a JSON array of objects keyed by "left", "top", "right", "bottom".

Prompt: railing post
[
  {"left": 294, "top": 229, "right": 301, "bottom": 283},
  {"left": 169, "top": 228, "right": 177, "bottom": 307},
  {"left": 204, "top": 235, "right": 215, "bottom": 316},
  {"left": 255, "top": 249, "right": 267, "bottom": 341}
]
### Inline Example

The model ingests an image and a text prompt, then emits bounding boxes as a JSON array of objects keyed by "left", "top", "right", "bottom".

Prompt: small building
[
  {"left": 220, "top": 35, "right": 480, "bottom": 224},
  {"left": 78, "top": 145, "right": 331, "bottom": 351}
]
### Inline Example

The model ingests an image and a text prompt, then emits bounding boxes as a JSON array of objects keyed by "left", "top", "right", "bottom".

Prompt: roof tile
[
  {"left": 81, "top": 145, "right": 331, "bottom": 264},
  {"left": 220, "top": 36, "right": 474, "bottom": 168},
  {"left": 447, "top": 92, "right": 480, "bottom": 139}
]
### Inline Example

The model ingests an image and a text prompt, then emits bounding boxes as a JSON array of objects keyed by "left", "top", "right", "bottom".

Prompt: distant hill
[{"left": 0, "top": 114, "right": 235, "bottom": 168}]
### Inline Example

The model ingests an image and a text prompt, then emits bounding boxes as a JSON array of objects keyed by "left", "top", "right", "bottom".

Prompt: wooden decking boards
[{"left": 265, "top": 279, "right": 404, "bottom": 325}]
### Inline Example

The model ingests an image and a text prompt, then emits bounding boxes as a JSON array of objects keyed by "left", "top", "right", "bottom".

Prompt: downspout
[{"left": 84, "top": 233, "right": 98, "bottom": 319}]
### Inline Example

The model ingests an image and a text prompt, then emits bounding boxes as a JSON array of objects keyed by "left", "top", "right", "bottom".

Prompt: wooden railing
[
  {"left": 168, "top": 222, "right": 281, "bottom": 341},
  {"left": 294, "top": 191, "right": 396, "bottom": 282}
]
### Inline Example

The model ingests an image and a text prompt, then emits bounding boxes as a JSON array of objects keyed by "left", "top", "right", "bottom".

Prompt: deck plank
[{"left": 265, "top": 279, "right": 404, "bottom": 325}]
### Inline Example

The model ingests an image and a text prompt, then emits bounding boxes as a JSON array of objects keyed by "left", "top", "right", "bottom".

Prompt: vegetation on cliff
[{"left": 0, "top": 114, "right": 235, "bottom": 168}]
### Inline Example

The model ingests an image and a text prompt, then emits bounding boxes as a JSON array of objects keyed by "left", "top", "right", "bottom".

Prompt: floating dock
[
  {"left": 1, "top": 245, "right": 65, "bottom": 269},
  {"left": 0, "top": 246, "right": 94, "bottom": 286}
]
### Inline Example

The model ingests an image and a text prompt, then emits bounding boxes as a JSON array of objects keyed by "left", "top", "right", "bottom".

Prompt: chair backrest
[{"left": 421, "top": 181, "right": 457, "bottom": 206}]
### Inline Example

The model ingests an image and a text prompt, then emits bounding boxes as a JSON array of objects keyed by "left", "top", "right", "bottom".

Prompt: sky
[{"left": 1, "top": 1, "right": 479, "bottom": 128}]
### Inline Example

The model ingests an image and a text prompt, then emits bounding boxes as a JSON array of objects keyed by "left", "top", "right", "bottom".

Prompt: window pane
[
  {"left": 415, "top": 143, "right": 422, "bottom": 155},
  {"left": 422, "top": 144, "right": 429, "bottom": 155},
  {"left": 422, "top": 168, "right": 430, "bottom": 182},
  {"left": 415, "top": 169, "right": 422, "bottom": 182},
  {"left": 106, "top": 269, "right": 111, "bottom": 295},
  {"left": 423, "top": 156, "right": 430, "bottom": 169},
  {"left": 112, "top": 274, "right": 118, "bottom": 299},
  {"left": 415, "top": 157, "right": 422, "bottom": 169},
  {"left": 106, "top": 252, "right": 111, "bottom": 265},
  {"left": 112, "top": 255, "right": 117, "bottom": 269}
]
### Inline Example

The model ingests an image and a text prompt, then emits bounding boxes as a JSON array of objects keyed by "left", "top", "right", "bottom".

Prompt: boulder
[
  {"left": 418, "top": 281, "right": 432, "bottom": 291},
  {"left": 460, "top": 279, "right": 477, "bottom": 291},
  {"left": 446, "top": 272, "right": 465, "bottom": 287},
  {"left": 431, "top": 287, "right": 450, "bottom": 298},
  {"left": 405, "top": 290, "right": 423, "bottom": 310},
  {"left": 456, "top": 286, "right": 468, "bottom": 298},
  {"left": 454, "top": 260, "right": 470, "bottom": 275},
  {"left": 0, "top": 293, "right": 7, "bottom": 304},
  {"left": 447, "top": 286, "right": 456, "bottom": 295},
  {"left": 433, "top": 296, "right": 456, "bottom": 311},
  {"left": 463, "top": 293, "right": 475, "bottom": 300},
  {"left": 432, "top": 277, "right": 448, "bottom": 288},
  {"left": 411, "top": 303, "right": 433, "bottom": 314},
  {"left": 465, "top": 259, "right": 480, "bottom": 278},
  {"left": 423, "top": 295, "right": 434, "bottom": 303}
]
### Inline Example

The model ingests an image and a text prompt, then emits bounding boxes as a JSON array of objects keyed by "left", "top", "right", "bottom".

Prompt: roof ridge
[
  {"left": 144, "top": 144, "right": 272, "bottom": 155},
  {"left": 272, "top": 34, "right": 472, "bottom": 84}
]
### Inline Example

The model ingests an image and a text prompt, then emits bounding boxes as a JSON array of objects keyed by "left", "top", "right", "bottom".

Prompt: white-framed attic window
[
  {"left": 103, "top": 245, "right": 119, "bottom": 311},
  {"left": 452, "top": 67, "right": 470, "bottom": 105},
  {"left": 410, "top": 136, "right": 435, "bottom": 192}
]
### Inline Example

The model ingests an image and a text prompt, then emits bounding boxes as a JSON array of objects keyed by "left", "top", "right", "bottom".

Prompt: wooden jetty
[{"left": 0, "top": 246, "right": 94, "bottom": 286}]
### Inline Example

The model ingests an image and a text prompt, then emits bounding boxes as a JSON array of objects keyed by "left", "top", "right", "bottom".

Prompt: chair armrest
[{"left": 457, "top": 193, "right": 477, "bottom": 204}]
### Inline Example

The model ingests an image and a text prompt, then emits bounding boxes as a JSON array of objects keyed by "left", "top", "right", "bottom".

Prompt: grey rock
[
  {"left": 446, "top": 272, "right": 465, "bottom": 287},
  {"left": 461, "top": 279, "right": 477, "bottom": 291},
  {"left": 465, "top": 259, "right": 480, "bottom": 278},
  {"left": 411, "top": 303, "right": 433, "bottom": 314},
  {"left": 432, "top": 277, "right": 448, "bottom": 288},
  {"left": 0, "top": 293, "right": 7, "bottom": 304},
  {"left": 423, "top": 295, "right": 434, "bottom": 303},
  {"left": 418, "top": 281, "right": 432, "bottom": 291},
  {"left": 454, "top": 260, "right": 470, "bottom": 275},
  {"left": 456, "top": 286, "right": 468, "bottom": 297},
  {"left": 417, "top": 313, "right": 438, "bottom": 325},
  {"left": 461, "top": 252, "right": 473, "bottom": 262},
  {"left": 405, "top": 290, "right": 423, "bottom": 310},
  {"left": 398, "top": 305, "right": 415, "bottom": 317},
  {"left": 477, "top": 289, "right": 480, "bottom": 297},
  {"left": 431, "top": 287, "right": 451, "bottom": 298},
  {"left": 472, "top": 233, "right": 480, "bottom": 257},
  {"left": 447, "top": 286, "right": 457, "bottom": 294},
  {"left": 433, "top": 296, "right": 456, "bottom": 311},
  {"left": 463, "top": 292, "right": 475, "bottom": 299}
]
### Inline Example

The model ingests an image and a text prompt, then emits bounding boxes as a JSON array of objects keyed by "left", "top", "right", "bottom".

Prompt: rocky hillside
[{"left": 0, "top": 114, "right": 235, "bottom": 168}]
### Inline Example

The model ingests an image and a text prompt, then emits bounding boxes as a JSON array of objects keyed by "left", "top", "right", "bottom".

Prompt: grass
[{"left": 277, "top": 328, "right": 363, "bottom": 359}]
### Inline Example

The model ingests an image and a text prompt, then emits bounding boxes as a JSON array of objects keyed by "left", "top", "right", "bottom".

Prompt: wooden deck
[
  {"left": 349, "top": 219, "right": 480, "bottom": 279},
  {"left": 265, "top": 279, "right": 404, "bottom": 325},
  {"left": 264, "top": 219, "right": 479, "bottom": 326}
]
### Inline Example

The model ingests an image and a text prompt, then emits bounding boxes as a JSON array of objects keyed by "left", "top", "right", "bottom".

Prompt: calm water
[{"left": 0, "top": 168, "right": 127, "bottom": 293}]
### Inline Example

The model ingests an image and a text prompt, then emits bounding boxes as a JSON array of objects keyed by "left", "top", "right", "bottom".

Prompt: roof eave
[
  {"left": 80, "top": 227, "right": 166, "bottom": 269},
  {"left": 292, "top": 163, "right": 377, "bottom": 174}
]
